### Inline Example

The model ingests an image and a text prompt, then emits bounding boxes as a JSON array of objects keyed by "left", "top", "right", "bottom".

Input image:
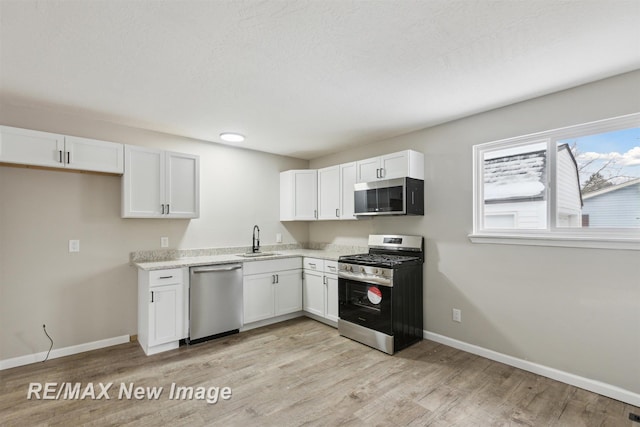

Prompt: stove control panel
[{"left": 338, "top": 262, "right": 394, "bottom": 287}]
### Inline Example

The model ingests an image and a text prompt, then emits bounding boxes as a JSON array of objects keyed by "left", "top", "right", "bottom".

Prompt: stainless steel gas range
[{"left": 338, "top": 234, "right": 424, "bottom": 354}]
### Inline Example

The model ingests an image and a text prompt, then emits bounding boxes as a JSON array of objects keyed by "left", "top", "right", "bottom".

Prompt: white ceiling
[{"left": 1, "top": 0, "right": 639, "bottom": 160}]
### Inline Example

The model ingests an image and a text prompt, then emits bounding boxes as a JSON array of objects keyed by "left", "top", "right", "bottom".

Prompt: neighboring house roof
[
  {"left": 484, "top": 149, "right": 546, "bottom": 203},
  {"left": 582, "top": 177, "right": 640, "bottom": 200}
]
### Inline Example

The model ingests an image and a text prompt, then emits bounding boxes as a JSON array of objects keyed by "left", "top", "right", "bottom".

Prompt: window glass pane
[
  {"left": 483, "top": 142, "right": 548, "bottom": 229},
  {"left": 557, "top": 127, "right": 640, "bottom": 228}
]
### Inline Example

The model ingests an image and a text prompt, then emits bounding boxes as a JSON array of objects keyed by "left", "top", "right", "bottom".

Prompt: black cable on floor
[{"left": 42, "top": 324, "right": 53, "bottom": 362}]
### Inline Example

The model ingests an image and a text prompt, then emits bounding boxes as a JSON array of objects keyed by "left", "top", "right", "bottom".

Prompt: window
[{"left": 471, "top": 113, "right": 640, "bottom": 250}]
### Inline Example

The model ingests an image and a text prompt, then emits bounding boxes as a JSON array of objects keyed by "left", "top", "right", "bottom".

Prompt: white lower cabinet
[
  {"left": 325, "top": 270, "right": 339, "bottom": 323},
  {"left": 243, "top": 258, "right": 302, "bottom": 325},
  {"left": 302, "top": 257, "right": 339, "bottom": 326},
  {"left": 138, "top": 268, "right": 187, "bottom": 355}
]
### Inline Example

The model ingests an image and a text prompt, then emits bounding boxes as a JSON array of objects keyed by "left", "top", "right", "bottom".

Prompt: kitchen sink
[{"left": 236, "top": 252, "right": 278, "bottom": 258}]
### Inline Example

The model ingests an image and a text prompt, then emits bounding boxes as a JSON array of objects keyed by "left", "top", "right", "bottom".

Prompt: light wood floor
[{"left": 1, "top": 318, "right": 637, "bottom": 426}]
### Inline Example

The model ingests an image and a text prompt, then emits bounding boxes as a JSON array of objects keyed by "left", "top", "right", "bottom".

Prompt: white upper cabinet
[
  {"left": 279, "top": 149, "right": 423, "bottom": 221},
  {"left": 280, "top": 170, "right": 318, "bottom": 221},
  {"left": 339, "top": 162, "right": 357, "bottom": 220},
  {"left": 317, "top": 162, "right": 357, "bottom": 220},
  {"left": 0, "top": 126, "right": 124, "bottom": 173},
  {"left": 318, "top": 165, "right": 340, "bottom": 220},
  {"left": 122, "top": 145, "right": 199, "bottom": 219},
  {"left": 355, "top": 156, "right": 381, "bottom": 183},
  {"left": 65, "top": 136, "right": 124, "bottom": 173},
  {"left": 356, "top": 150, "right": 424, "bottom": 182},
  {"left": 165, "top": 151, "right": 200, "bottom": 218}
]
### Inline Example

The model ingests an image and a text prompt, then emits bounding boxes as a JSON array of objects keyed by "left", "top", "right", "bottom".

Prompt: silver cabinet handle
[
  {"left": 151, "top": 291, "right": 154, "bottom": 303},
  {"left": 336, "top": 208, "right": 339, "bottom": 217},
  {"left": 58, "top": 150, "right": 63, "bottom": 163},
  {"left": 328, "top": 265, "right": 336, "bottom": 271},
  {"left": 167, "top": 204, "right": 170, "bottom": 215},
  {"left": 314, "top": 209, "right": 317, "bottom": 219},
  {"left": 67, "top": 151, "right": 70, "bottom": 164},
  {"left": 308, "top": 263, "right": 316, "bottom": 268},
  {"left": 272, "top": 275, "right": 276, "bottom": 284},
  {"left": 161, "top": 204, "right": 165, "bottom": 214},
  {"left": 380, "top": 168, "right": 384, "bottom": 178},
  {"left": 276, "top": 274, "right": 279, "bottom": 283},
  {"left": 159, "top": 275, "right": 173, "bottom": 279},
  {"left": 376, "top": 168, "right": 380, "bottom": 178}
]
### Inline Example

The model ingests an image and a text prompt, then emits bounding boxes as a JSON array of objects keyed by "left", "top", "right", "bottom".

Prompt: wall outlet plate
[
  {"left": 276, "top": 233, "right": 282, "bottom": 243},
  {"left": 161, "top": 237, "right": 169, "bottom": 248},
  {"left": 452, "top": 308, "right": 462, "bottom": 323},
  {"left": 68, "top": 240, "right": 80, "bottom": 253}
]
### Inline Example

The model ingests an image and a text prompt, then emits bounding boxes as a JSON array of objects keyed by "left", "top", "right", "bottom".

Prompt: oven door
[{"left": 339, "top": 276, "right": 392, "bottom": 335}]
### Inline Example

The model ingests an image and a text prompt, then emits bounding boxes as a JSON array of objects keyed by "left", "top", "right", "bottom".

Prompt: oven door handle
[{"left": 338, "top": 271, "right": 392, "bottom": 287}]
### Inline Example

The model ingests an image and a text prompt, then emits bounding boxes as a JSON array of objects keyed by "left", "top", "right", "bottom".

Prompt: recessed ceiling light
[{"left": 220, "top": 132, "right": 245, "bottom": 143}]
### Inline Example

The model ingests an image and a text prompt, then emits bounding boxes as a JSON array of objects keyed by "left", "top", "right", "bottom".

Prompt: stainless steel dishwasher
[{"left": 188, "top": 264, "right": 243, "bottom": 343}]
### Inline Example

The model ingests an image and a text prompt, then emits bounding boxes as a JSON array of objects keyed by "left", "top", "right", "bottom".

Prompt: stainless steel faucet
[{"left": 252, "top": 225, "right": 260, "bottom": 253}]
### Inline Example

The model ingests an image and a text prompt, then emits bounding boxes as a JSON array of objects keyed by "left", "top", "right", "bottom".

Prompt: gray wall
[
  {"left": 1, "top": 71, "right": 638, "bottom": 396},
  {"left": 0, "top": 103, "right": 308, "bottom": 360},
  {"left": 309, "top": 70, "right": 640, "bottom": 394}
]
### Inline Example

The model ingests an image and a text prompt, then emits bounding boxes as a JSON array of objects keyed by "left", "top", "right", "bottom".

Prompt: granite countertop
[{"left": 133, "top": 246, "right": 365, "bottom": 271}]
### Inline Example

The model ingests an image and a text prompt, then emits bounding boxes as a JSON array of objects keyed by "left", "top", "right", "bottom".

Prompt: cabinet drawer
[
  {"left": 303, "top": 257, "right": 324, "bottom": 271},
  {"left": 324, "top": 260, "right": 338, "bottom": 274},
  {"left": 243, "top": 257, "right": 302, "bottom": 276},
  {"left": 149, "top": 268, "right": 183, "bottom": 286}
]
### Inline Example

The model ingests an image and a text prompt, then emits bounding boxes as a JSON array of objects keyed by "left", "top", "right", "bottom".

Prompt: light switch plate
[
  {"left": 69, "top": 240, "right": 80, "bottom": 253},
  {"left": 276, "top": 233, "right": 282, "bottom": 243},
  {"left": 161, "top": 237, "right": 169, "bottom": 248}
]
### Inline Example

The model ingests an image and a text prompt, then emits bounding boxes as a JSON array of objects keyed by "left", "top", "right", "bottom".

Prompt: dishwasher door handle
[{"left": 192, "top": 265, "right": 242, "bottom": 274}]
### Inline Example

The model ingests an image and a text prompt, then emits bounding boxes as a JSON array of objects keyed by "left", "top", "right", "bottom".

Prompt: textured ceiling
[{"left": 1, "top": 0, "right": 639, "bottom": 160}]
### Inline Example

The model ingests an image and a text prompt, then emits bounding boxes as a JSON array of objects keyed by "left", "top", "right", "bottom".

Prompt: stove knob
[{"left": 374, "top": 269, "right": 379, "bottom": 274}]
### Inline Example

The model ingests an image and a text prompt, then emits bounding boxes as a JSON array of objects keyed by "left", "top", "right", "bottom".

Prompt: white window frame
[{"left": 470, "top": 113, "right": 640, "bottom": 250}]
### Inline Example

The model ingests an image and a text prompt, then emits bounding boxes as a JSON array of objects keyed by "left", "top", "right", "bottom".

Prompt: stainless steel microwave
[{"left": 354, "top": 177, "right": 424, "bottom": 216}]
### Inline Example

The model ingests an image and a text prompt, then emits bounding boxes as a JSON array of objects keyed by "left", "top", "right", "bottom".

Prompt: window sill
[{"left": 468, "top": 233, "right": 640, "bottom": 250}]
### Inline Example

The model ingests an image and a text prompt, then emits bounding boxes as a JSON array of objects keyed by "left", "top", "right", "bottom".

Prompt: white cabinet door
[
  {"left": 356, "top": 156, "right": 381, "bottom": 183},
  {"left": 294, "top": 170, "right": 317, "bottom": 220},
  {"left": 325, "top": 274, "right": 339, "bottom": 323},
  {"left": 318, "top": 165, "right": 340, "bottom": 220},
  {"left": 275, "top": 269, "right": 302, "bottom": 315},
  {"left": 380, "top": 151, "right": 410, "bottom": 180},
  {"left": 122, "top": 146, "right": 199, "bottom": 218},
  {"left": 148, "top": 284, "right": 183, "bottom": 347},
  {"left": 122, "top": 145, "right": 164, "bottom": 217},
  {"left": 165, "top": 151, "right": 199, "bottom": 218},
  {"left": 0, "top": 126, "right": 65, "bottom": 168},
  {"left": 339, "top": 162, "right": 357, "bottom": 220},
  {"left": 243, "top": 273, "right": 276, "bottom": 323},
  {"left": 280, "top": 170, "right": 318, "bottom": 221},
  {"left": 356, "top": 151, "right": 424, "bottom": 182},
  {"left": 65, "top": 136, "right": 124, "bottom": 174},
  {"left": 302, "top": 270, "right": 325, "bottom": 317}
]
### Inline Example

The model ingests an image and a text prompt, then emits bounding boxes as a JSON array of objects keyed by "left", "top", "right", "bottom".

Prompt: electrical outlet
[
  {"left": 68, "top": 240, "right": 80, "bottom": 253},
  {"left": 452, "top": 308, "right": 462, "bottom": 323},
  {"left": 276, "top": 233, "right": 282, "bottom": 243},
  {"left": 161, "top": 237, "right": 169, "bottom": 248}
]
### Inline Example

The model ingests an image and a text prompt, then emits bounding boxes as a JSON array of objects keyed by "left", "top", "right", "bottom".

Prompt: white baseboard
[
  {"left": 424, "top": 330, "right": 640, "bottom": 407},
  {"left": 0, "top": 335, "right": 130, "bottom": 371}
]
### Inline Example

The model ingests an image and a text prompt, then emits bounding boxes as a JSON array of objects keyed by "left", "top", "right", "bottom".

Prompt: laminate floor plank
[{"left": 1, "top": 318, "right": 637, "bottom": 426}]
